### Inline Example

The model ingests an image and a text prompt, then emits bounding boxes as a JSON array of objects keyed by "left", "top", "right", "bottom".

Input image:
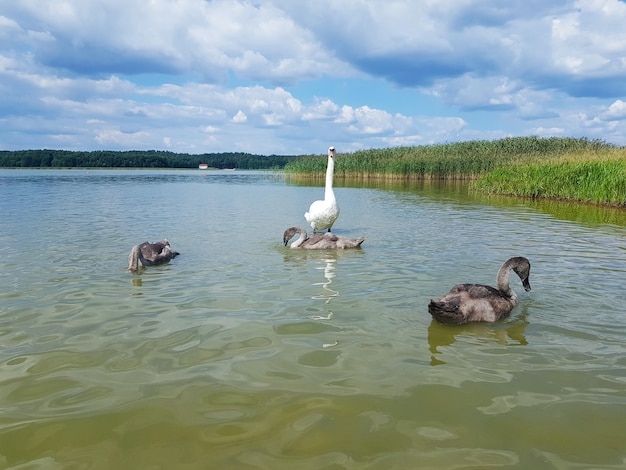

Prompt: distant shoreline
[{"left": 2, "top": 137, "right": 624, "bottom": 207}]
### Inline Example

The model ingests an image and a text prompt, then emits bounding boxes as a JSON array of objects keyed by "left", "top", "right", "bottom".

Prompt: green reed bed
[
  {"left": 471, "top": 150, "right": 626, "bottom": 206},
  {"left": 285, "top": 137, "right": 611, "bottom": 178},
  {"left": 284, "top": 137, "right": 624, "bottom": 206}
]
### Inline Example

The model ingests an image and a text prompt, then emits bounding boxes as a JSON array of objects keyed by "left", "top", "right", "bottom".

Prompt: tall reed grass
[
  {"left": 471, "top": 150, "right": 626, "bottom": 206},
  {"left": 284, "top": 137, "right": 625, "bottom": 206}
]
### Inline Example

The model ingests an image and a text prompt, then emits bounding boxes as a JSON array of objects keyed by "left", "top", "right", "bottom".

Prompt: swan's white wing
[{"left": 305, "top": 199, "right": 339, "bottom": 230}]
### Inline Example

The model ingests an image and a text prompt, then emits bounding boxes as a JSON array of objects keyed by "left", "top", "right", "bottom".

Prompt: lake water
[{"left": 1, "top": 169, "right": 625, "bottom": 469}]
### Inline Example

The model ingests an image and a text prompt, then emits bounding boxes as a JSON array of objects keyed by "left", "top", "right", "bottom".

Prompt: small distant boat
[{"left": 198, "top": 163, "right": 208, "bottom": 170}]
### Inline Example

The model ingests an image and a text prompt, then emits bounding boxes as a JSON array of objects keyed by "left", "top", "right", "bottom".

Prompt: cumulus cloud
[
  {"left": 231, "top": 110, "right": 248, "bottom": 123},
  {"left": 2, "top": 0, "right": 346, "bottom": 83},
  {"left": 602, "top": 100, "right": 626, "bottom": 121},
  {"left": 1, "top": 0, "right": 626, "bottom": 152}
]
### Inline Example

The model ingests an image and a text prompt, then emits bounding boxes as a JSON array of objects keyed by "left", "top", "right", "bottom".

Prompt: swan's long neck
[
  {"left": 291, "top": 228, "right": 308, "bottom": 248},
  {"left": 128, "top": 245, "right": 141, "bottom": 271},
  {"left": 496, "top": 264, "right": 514, "bottom": 297},
  {"left": 324, "top": 154, "right": 335, "bottom": 201}
]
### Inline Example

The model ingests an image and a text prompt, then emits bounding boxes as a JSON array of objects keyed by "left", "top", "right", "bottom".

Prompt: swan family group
[{"left": 128, "top": 146, "right": 532, "bottom": 325}]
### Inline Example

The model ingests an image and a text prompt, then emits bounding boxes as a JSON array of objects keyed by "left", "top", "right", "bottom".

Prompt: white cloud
[
  {"left": 231, "top": 110, "right": 247, "bottom": 123},
  {"left": 533, "top": 126, "right": 566, "bottom": 136},
  {"left": 343, "top": 106, "right": 394, "bottom": 135},
  {"left": 1, "top": 0, "right": 626, "bottom": 152},
  {"left": 602, "top": 100, "right": 626, "bottom": 120},
  {"left": 94, "top": 129, "right": 152, "bottom": 147}
]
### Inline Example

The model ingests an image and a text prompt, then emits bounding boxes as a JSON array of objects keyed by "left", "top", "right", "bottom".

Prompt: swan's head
[
  {"left": 283, "top": 226, "right": 302, "bottom": 246},
  {"left": 511, "top": 257, "right": 531, "bottom": 292},
  {"left": 328, "top": 146, "right": 335, "bottom": 157}
]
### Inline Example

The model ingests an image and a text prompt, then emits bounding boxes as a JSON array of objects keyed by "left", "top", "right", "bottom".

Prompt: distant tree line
[{"left": 0, "top": 149, "right": 299, "bottom": 169}]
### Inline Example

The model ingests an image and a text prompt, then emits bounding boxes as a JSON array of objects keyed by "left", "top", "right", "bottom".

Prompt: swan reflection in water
[
  {"left": 311, "top": 256, "right": 338, "bottom": 306},
  {"left": 427, "top": 309, "right": 529, "bottom": 366},
  {"left": 309, "top": 256, "right": 340, "bottom": 348},
  {"left": 281, "top": 249, "right": 360, "bottom": 312},
  {"left": 282, "top": 250, "right": 355, "bottom": 348}
]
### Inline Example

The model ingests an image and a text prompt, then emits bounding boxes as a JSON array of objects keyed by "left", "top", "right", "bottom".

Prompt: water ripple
[{"left": 1, "top": 170, "right": 625, "bottom": 468}]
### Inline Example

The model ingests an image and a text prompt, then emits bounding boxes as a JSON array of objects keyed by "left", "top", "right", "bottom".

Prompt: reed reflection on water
[{"left": 0, "top": 169, "right": 625, "bottom": 469}]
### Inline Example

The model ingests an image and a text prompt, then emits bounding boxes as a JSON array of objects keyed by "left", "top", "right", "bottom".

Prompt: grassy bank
[
  {"left": 471, "top": 150, "right": 626, "bottom": 206},
  {"left": 284, "top": 137, "right": 625, "bottom": 206}
]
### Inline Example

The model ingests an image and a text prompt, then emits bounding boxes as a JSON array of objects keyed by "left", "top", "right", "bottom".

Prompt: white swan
[
  {"left": 283, "top": 226, "right": 366, "bottom": 249},
  {"left": 304, "top": 146, "right": 339, "bottom": 232},
  {"left": 128, "top": 239, "right": 180, "bottom": 272},
  {"left": 428, "top": 257, "right": 531, "bottom": 324}
]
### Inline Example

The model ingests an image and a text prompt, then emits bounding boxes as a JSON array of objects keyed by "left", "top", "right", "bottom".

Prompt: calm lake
[{"left": 1, "top": 169, "right": 625, "bottom": 469}]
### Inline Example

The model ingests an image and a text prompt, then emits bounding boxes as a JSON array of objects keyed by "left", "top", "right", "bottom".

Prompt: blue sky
[{"left": 1, "top": 0, "right": 626, "bottom": 155}]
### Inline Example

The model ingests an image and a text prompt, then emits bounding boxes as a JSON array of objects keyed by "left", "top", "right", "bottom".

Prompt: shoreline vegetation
[
  {"left": 1, "top": 137, "right": 624, "bottom": 207},
  {"left": 0, "top": 150, "right": 295, "bottom": 170},
  {"left": 283, "top": 137, "right": 626, "bottom": 207}
]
